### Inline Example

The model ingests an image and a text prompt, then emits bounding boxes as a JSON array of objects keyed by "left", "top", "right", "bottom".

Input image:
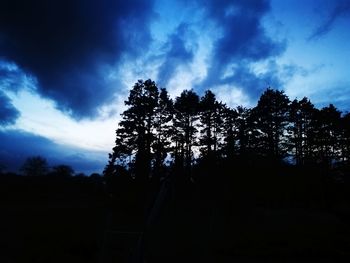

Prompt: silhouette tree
[
  {"left": 289, "top": 97, "right": 316, "bottom": 165},
  {"left": 221, "top": 105, "right": 238, "bottom": 159},
  {"left": 236, "top": 106, "right": 257, "bottom": 156},
  {"left": 340, "top": 112, "right": 350, "bottom": 164},
  {"left": 199, "top": 90, "right": 223, "bottom": 159},
  {"left": 106, "top": 79, "right": 159, "bottom": 183},
  {"left": 21, "top": 156, "right": 48, "bottom": 176},
  {"left": 253, "top": 88, "right": 290, "bottom": 159},
  {"left": 172, "top": 89, "right": 200, "bottom": 174},
  {"left": 51, "top": 165, "right": 74, "bottom": 177},
  {"left": 313, "top": 104, "right": 342, "bottom": 168},
  {"left": 104, "top": 80, "right": 350, "bottom": 203},
  {"left": 152, "top": 88, "right": 173, "bottom": 179},
  {"left": 104, "top": 126, "right": 133, "bottom": 178}
]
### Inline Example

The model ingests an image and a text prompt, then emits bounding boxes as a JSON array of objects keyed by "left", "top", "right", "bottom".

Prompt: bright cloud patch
[
  {"left": 8, "top": 90, "right": 118, "bottom": 151},
  {"left": 215, "top": 84, "right": 252, "bottom": 108}
]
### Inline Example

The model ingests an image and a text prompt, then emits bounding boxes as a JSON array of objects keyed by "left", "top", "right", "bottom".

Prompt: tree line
[
  {"left": 0, "top": 155, "right": 101, "bottom": 178},
  {"left": 104, "top": 79, "right": 350, "bottom": 183}
]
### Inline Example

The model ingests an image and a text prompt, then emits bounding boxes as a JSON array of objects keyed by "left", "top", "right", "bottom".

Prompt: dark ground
[{"left": 1, "top": 172, "right": 350, "bottom": 263}]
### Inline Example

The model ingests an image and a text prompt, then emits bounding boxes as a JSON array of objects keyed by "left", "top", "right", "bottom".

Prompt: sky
[{"left": 0, "top": 0, "right": 349, "bottom": 174}]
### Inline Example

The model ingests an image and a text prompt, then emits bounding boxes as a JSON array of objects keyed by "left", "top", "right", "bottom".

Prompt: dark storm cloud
[
  {"left": 0, "top": 90, "right": 19, "bottom": 125},
  {"left": 309, "top": 0, "right": 350, "bottom": 40},
  {"left": 198, "top": 0, "right": 286, "bottom": 98},
  {"left": 223, "top": 62, "right": 282, "bottom": 94},
  {"left": 0, "top": 0, "right": 155, "bottom": 118},
  {"left": 0, "top": 129, "right": 106, "bottom": 174},
  {"left": 157, "top": 23, "right": 195, "bottom": 86}
]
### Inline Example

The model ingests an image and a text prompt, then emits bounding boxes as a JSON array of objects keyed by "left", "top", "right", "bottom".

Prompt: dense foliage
[{"left": 105, "top": 79, "right": 350, "bottom": 182}]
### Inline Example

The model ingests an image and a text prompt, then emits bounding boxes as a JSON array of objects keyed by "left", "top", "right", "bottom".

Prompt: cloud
[
  {"left": 157, "top": 23, "right": 196, "bottom": 87},
  {"left": 0, "top": 90, "right": 19, "bottom": 125},
  {"left": 229, "top": 61, "right": 282, "bottom": 92},
  {"left": 215, "top": 84, "right": 251, "bottom": 108},
  {"left": 0, "top": 59, "right": 36, "bottom": 94},
  {"left": 302, "top": 81, "right": 350, "bottom": 111},
  {"left": 203, "top": 59, "right": 287, "bottom": 104},
  {"left": 196, "top": 0, "right": 286, "bottom": 98},
  {"left": 308, "top": 0, "right": 350, "bottom": 40},
  {"left": 0, "top": 129, "right": 106, "bottom": 174},
  {"left": 0, "top": 0, "right": 155, "bottom": 118}
]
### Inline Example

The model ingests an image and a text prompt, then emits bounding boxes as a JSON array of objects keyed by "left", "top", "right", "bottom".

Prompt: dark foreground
[{"left": 1, "top": 171, "right": 350, "bottom": 263}]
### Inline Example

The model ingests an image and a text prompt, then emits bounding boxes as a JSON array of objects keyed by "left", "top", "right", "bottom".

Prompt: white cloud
[
  {"left": 7, "top": 89, "right": 119, "bottom": 152},
  {"left": 214, "top": 84, "right": 252, "bottom": 108}
]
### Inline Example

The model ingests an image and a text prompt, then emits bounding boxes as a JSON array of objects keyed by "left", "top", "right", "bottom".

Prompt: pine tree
[
  {"left": 105, "top": 79, "right": 159, "bottom": 183},
  {"left": 253, "top": 88, "right": 290, "bottom": 159},
  {"left": 313, "top": 104, "right": 341, "bottom": 168},
  {"left": 221, "top": 105, "right": 238, "bottom": 159},
  {"left": 152, "top": 88, "right": 173, "bottom": 179},
  {"left": 172, "top": 90, "right": 200, "bottom": 173},
  {"left": 340, "top": 112, "right": 350, "bottom": 164},
  {"left": 289, "top": 97, "right": 316, "bottom": 165},
  {"left": 199, "top": 90, "right": 223, "bottom": 159}
]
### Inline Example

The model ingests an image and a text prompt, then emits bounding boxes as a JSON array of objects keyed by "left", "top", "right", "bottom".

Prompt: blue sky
[{"left": 0, "top": 0, "right": 349, "bottom": 174}]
